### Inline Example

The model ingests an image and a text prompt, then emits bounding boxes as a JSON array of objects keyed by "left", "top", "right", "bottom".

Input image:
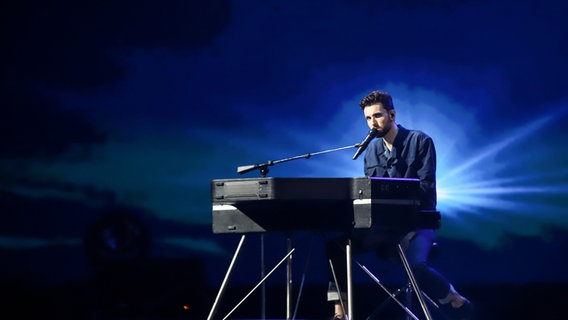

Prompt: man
[{"left": 327, "top": 90, "right": 473, "bottom": 320}]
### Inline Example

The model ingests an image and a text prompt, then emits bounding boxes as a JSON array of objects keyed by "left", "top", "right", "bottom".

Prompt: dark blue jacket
[{"left": 363, "top": 125, "right": 437, "bottom": 210}]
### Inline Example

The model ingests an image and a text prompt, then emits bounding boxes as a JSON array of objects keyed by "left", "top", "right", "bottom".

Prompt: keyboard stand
[
  {"left": 206, "top": 234, "right": 296, "bottom": 320},
  {"left": 206, "top": 234, "right": 356, "bottom": 320}
]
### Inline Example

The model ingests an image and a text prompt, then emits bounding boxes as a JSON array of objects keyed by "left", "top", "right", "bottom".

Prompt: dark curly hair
[{"left": 359, "top": 90, "right": 394, "bottom": 110}]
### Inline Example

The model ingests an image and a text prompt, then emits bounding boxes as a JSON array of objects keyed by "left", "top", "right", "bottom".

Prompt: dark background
[{"left": 2, "top": 0, "right": 568, "bottom": 319}]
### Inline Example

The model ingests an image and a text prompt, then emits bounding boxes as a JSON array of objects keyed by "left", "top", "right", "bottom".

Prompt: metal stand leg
[
  {"left": 207, "top": 235, "right": 246, "bottom": 320},
  {"left": 207, "top": 234, "right": 296, "bottom": 320},
  {"left": 292, "top": 237, "right": 314, "bottom": 320},
  {"left": 286, "top": 236, "right": 293, "bottom": 320},
  {"left": 397, "top": 244, "right": 433, "bottom": 320},
  {"left": 365, "top": 285, "right": 408, "bottom": 320},
  {"left": 222, "top": 248, "right": 295, "bottom": 320},
  {"left": 261, "top": 234, "right": 266, "bottom": 319},
  {"left": 404, "top": 283, "right": 413, "bottom": 320},
  {"left": 346, "top": 238, "right": 354, "bottom": 320},
  {"left": 356, "top": 262, "right": 420, "bottom": 320},
  {"left": 329, "top": 259, "right": 347, "bottom": 319},
  {"left": 329, "top": 238, "right": 354, "bottom": 320}
]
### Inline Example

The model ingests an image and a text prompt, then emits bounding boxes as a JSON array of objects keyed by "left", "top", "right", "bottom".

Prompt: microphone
[{"left": 352, "top": 128, "right": 379, "bottom": 160}]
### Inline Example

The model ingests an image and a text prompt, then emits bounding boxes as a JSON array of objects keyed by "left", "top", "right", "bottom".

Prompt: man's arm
[{"left": 416, "top": 135, "right": 437, "bottom": 210}]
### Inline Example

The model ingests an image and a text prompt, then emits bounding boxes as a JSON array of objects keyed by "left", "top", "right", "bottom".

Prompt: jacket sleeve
[{"left": 416, "top": 135, "right": 437, "bottom": 210}]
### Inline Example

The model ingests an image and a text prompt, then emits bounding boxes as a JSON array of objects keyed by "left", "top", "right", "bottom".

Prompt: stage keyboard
[{"left": 211, "top": 177, "right": 440, "bottom": 234}]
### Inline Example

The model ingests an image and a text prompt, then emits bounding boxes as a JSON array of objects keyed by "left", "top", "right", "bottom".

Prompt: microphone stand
[
  {"left": 234, "top": 143, "right": 361, "bottom": 320},
  {"left": 237, "top": 144, "right": 360, "bottom": 177}
]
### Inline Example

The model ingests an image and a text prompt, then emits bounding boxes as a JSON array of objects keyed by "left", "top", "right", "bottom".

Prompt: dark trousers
[{"left": 326, "top": 228, "right": 451, "bottom": 302}]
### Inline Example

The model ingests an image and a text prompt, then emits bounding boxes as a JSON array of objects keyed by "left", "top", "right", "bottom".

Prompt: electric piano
[{"left": 211, "top": 177, "right": 440, "bottom": 233}]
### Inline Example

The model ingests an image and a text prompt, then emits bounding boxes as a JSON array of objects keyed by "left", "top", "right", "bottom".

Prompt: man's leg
[{"left": 404, "top": 230, "right": 473, "bottom": 319}]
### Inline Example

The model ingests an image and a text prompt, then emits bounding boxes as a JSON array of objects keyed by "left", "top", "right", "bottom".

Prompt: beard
[{"left": 374, "top": 123, "right": 392, "bottom": 138}]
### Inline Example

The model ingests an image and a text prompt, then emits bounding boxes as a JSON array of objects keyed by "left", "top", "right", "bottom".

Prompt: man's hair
[{"left": 359, "top": 90, "right": 394, "bottom": 110}]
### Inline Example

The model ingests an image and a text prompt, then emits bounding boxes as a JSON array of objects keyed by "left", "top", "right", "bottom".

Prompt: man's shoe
[{"left": 442, "top": 298, "right": 474, "bottom": 320}]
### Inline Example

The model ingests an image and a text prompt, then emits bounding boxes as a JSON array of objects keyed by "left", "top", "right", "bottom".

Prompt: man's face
[{"left": 363, "top": 103, "right": 395, "bottom": 138}]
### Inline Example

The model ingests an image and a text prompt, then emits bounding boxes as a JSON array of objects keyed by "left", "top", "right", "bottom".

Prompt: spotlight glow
[
  {"left": 288, "top": 87, "right": 568, "bottom": 249},
  {"left": 432, "top": 107, "right": 568, "bottom": 247}
]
